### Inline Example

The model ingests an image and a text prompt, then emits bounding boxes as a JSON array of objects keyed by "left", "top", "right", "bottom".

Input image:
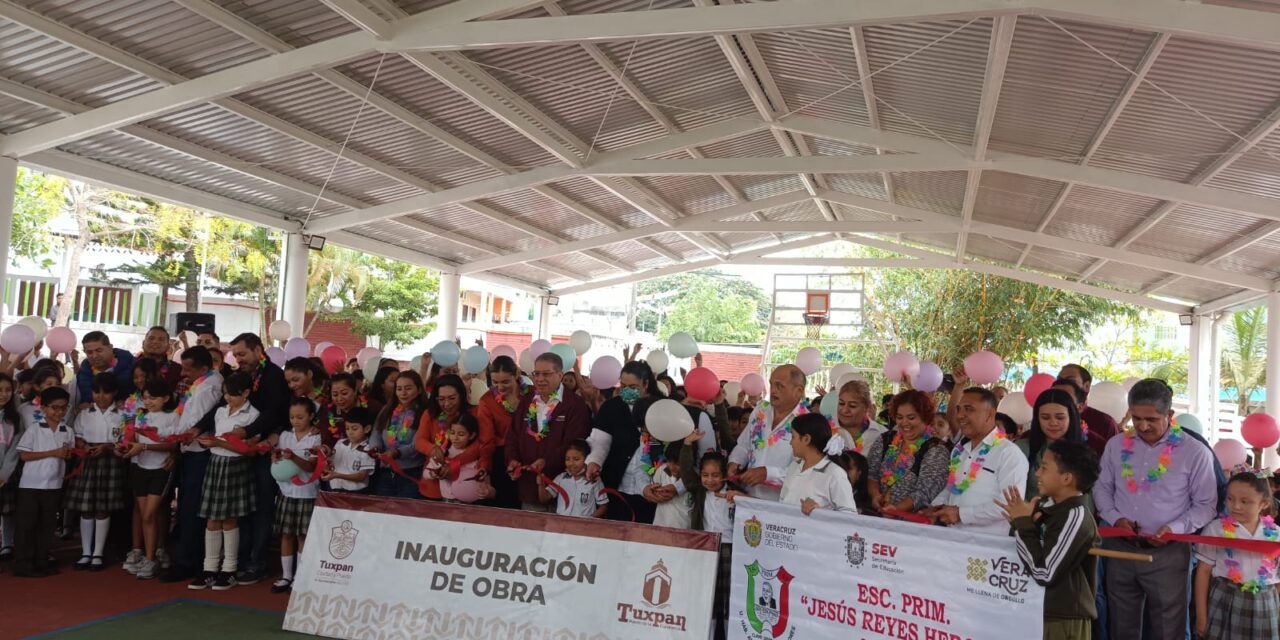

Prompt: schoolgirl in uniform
[
  {"left": 66, "top": 373, "right": 128, "bottom": 571},
  {"left": 272, "top": 397, "right": 322, "bottom": 594},
  {"left": 191, "top": 373, "right": 260, "bottom": 591}
]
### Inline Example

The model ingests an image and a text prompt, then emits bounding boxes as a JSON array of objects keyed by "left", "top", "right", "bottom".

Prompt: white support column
[
  {"left": 0, "top": 157, "right": 15, "bottom": 315},
  {"left": 280, "top": 232, "right": 309, "bottom": 338},
  {"left": 1267, "top": 293, "right": 1280, "bottom": 467},
  {"left": 1211, "top": 313, "right": 1229, "bottom": 443},
  {"left": 1188, "top": 315, "right": 1213, "bottom": 418},
  {"left": 536, "top": 296, "right": 552, "bottom": 341},
  {"left": 438, "top": 272, "right": 461, "bottom": 340}
]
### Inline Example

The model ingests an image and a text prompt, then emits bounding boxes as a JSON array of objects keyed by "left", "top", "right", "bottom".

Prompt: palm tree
[{"left": 1221, "top": 306, "right": 1267, "bottom": 413}]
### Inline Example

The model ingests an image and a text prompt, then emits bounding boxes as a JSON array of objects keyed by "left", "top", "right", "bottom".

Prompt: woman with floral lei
[
  {"left": 283, "top": 357, "right": 332, "bottom": 435},
  {"left": 477, "top": 356, "right": 526, "bottom": 508},
  {"left": 369, "top": 371, "right": 427, "bottom": 499},
  {"left": 1194, "top": 470, "right": 1279, "bottom": 640},
  {"left": 863, "top": 390, "right": 949, "bottom": 514},
  {"left": 833, "top": 378, "right": 887, "bottom": 454},
  {"left": 414, "top": 374, "right": 474, "bottom": 500},
  {"left": 324, "top": 373, "right": 369, "bottom": 449}
]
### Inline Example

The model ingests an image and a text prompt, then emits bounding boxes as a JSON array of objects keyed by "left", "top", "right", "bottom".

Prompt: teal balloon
[
  {"left": 819, "top": 392, "right": 839, "bottom": 418},
  {"left": 550, "top": 344, "right": 578, "bottom": 370},
  {"left": 271, "top": 459, "right": 301, "bottom": 483},
  {"left": 461, "top": 345, "right": 489, "bottom": 374},
  {"left": 431, "top": 340, "right": 461, "bottom": 367}
]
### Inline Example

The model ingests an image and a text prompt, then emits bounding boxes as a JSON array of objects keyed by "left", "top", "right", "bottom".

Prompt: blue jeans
[
  {"left": 172, "top": 450, "right": 210, "bottom": 574},
  {"left": 373, "top": 467, "right": 423, "bottom": 499},
  {"left": 236, "top": 456, "right": 278, "bottom": 574}
]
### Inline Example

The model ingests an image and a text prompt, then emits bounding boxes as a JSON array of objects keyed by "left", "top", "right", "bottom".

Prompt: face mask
[{"left": 619, "top": 388, "right": 641, "bottom": 405}]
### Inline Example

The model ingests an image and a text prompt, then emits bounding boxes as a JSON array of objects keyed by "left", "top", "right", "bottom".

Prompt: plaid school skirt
[
  {"left": 715, "top": 543, "right": 733, "bottom": 621},
  {"left": 273, "top": 495, "right": 315, "bottom": 537},
  {"left": 64, "top": 454, "right": 129, "bottom": 513},
  {"left": 1204, "top": 576, "right": 1280, "bottom": 640},
  {"left": 199, "top": 455, "right": 255, "bottom": 520}
]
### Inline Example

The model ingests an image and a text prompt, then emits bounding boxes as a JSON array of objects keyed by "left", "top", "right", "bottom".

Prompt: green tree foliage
[
  {"left": 341, "top": 257, "right": 438, "bottom": 347},
  {"left": 11, "top": 168, "right": 63, "bottom": 265},
  {"left": 206, "top": 225, "right": 280, "bottom": 333},
  {"left": 1048, "top": 311, "right": 1188, "bottom": 394},
  {"left": 1222, "top": 306, "right": 1266, "bottom": 412},
  {"left": 636, "top": 270, "right": 770, "bottom": 341}
]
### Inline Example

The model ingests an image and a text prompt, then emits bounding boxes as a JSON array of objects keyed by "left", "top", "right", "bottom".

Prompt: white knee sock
[
  {"left": 281, "top": 554, "right": 295, "bottom": 581},
  {"left": 93, "top": 518, "right": 111, "bottom": 557},
  {"left": 80, "top": 518, "right": 94, "bottom": 556},
  {"left": 221, "top": 528, "right": 239, "bottom": 573},
  {"left": 204, "top": 529, "right": 223, "bottom": 573},
  {"left": 1, "top": 515, "right": 13, "bottom": 547}
]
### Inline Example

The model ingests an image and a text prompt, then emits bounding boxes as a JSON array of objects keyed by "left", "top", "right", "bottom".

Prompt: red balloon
[
  {"left": 684, "top": 367, "right": 720, "bottom": 403},
  {"left": 1023, "top": 373, "right": 1056, "bottom": 407},
  {"left": 1241, "top": 413, "right": 1280, "bottom": 449},
  {"left": 320, "top": 345, "right": 348, "bottom": 375}
]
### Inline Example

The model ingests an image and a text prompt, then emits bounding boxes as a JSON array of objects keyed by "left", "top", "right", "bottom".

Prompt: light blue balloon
[
  {"left": 819, "top": 392, "right": 839, "bottom": 418},
  {"left": 431, "top": 340, "right": 461, "bottom": 367},
  {"left": 461, "top": 345, "right": 489, "bottom": 374},
  {"left": 549, "top": 343, "right": 578, "bottom": 370},
  {"left": 271, "top": 459, "right": 301, "bottom": 483},
  {"left": 521, "top": 375, "right": 533, "bottom": 386}
]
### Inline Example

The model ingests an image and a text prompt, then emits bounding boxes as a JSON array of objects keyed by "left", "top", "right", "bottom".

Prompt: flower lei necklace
[
  {"left": 385, "top": 405, "right": 415, "bottom": 448},
  {"left": 525, "top": 389, "right": 561, "bottom": 442},
  {"left": 494, "top": 380, "right": 529, "bottom": 414},
  {"left": 176, "top": 370, "right": 213, "bottom": 416},
  {"left": 845, "top": 417, "right": 873, "bottom": 454},
  {"left": 433, "top": 411, "right": 453, "bottom": 449},
  {"left": 1120, "top": 423, "right": 1183, "bottom": 493},
  {"left": 748, "top": 401, "right": 809, "bottom": 452},
  {"left": 880, "top": 432, "right": 927, "bottom": 489},
  {"left": 120, "top": 392, "right": 141, "bottom": 425},
  {"left": 947, "top": 429, "right": 1007, "bottom": 495},
  {"left": 251, "top": 357, "right": 267, "bottom": 393},
  {"left": 91, "top": 357, "right": 119, "bottom": 376},
  {"left": 1221, "top": 515, "right": 1278, "bottom": 593},
  {"left": 326, "top": 395, "right": 368, "bottom": 440},
  {"left": 31, "top": 396, "right": 45, "bottom": 425},
  {"left": 638, "top": 432, "right": 667, "bottom": 476}
]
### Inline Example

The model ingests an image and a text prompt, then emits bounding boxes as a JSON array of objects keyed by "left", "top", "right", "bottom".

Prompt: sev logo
[
  {"left": 328, "top": 520, "right": 359, "bottom": 560},
  {"left": 643, "top": 560, "right": 672, "bottom": 608}
]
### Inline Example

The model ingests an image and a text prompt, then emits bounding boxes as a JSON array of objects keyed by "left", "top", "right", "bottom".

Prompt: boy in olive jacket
[{"left": 998, "top": 439, "right": 1101, "bottom": 640}]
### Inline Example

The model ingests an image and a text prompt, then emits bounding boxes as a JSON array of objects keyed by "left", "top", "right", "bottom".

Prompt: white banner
[
  {"left": 284, "top": 493, "right": 719, "bottom": 639},
  {"left": 729, "top": 499, "right": 1045, "bottom": 640}
]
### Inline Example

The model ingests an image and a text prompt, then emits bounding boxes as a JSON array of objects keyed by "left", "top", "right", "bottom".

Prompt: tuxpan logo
[
  {"left": 845, "top": 533, "right": 866, "bottom": 568},
  {"left": 328, "top": 520, "right": 359, "bottom": 560},
  {"left": 643, "top": 560, "right": 672, "bottom": 608},
  {"left": 743, "top": 516, "right": 763, "bottom": 548},
  {"left": 616, "top": 559, "right": 687, "bottom": 631},
  {"left": 742, "top": 562, "right": 795, "bottom": 639}
]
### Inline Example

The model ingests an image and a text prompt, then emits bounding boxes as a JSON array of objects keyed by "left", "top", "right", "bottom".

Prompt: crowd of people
[{"left": 0, "top": 325, "right": 1277, "bottom": 640}]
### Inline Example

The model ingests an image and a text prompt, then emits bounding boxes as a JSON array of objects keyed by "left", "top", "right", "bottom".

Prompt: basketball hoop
[{"left": 802, "top": 312, "right": 828, "bottom": 339}]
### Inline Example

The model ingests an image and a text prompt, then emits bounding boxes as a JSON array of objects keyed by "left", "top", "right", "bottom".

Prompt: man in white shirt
[
  {"left": 924, "top": 387, "right": 1027, "bottom": 536},
  {"left": 161, "top": 346, "right": 224, "bottom": 583},
  {"left": 728, "top": 365, "right": 809, "bottom": 501}
]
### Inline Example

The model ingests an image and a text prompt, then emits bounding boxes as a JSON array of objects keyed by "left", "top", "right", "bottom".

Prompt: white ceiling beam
[
  {"left": 1144, "top": 220, "right": 1280, "bottom": 294},
  {"left": 551, "top": 235, "right": 839, "bottom": 296},
  {"left": 1079, "top": 101, "right": 1280, "bottom": 281},
  {"left": 638, "top": 239, "right": 685, "bottom": 264},
  {"left": 956, "top": 15, "right": 1016, "bottom": 261},
  {"left": 305, "top": 117, "right": 764, "bottom": 233},
  {"left": 583, "top": 155, "right": 976, "bottom": 176},
  {"left": 1195, "top": 289, "right": 1268, "bottom": 315},
  {"left": 318, "top": 0, "right": 395, "bottom": 39},
  {"left": 850, "top": 25, "right": 897, "bottom": 205},
  {"left": 1027, "top": 0, "right": 1280, "bottom": 53},
  {"left": 752, "top": 258, "right": 927, "bottom": 267},
  {"left": 778, "top": 115, "right": 1280, "bottom": 224}
]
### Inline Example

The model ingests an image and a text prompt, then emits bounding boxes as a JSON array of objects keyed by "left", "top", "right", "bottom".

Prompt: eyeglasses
[{"left": 531, "top": 370, "right": 558, "bottom": 378}]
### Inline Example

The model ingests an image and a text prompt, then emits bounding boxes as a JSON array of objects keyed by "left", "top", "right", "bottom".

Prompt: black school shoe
[
  {"left": 187, "top": 571, "right": 215, "bottom": 590},
  {"left": 234, "top": 568, "right": 262, "bottom": 585},
  {"left": 211, "top": 572, "right": 237, "bottom": 591}
]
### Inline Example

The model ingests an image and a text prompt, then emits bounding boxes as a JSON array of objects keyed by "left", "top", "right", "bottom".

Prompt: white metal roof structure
[{"left": 3, "top": 0, "right": 1280, "bottom": 316}]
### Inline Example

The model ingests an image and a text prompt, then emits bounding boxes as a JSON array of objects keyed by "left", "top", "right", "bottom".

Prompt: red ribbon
[
  {"left": 217, "top": 433, "right": 272, "bottom": 455},
  {"left": 1099, "top": 527, "right": 1280, "bottom": 557},
  {"left": 377, "top": 451, "right": 432, "bottom": 495},
  {"left": 280, "top": 447, "right": 327, "bottom": 486},
  {"left": 63, "top": 447, "right": 89, "bottom": 480},
  {"left": 510, "top": 464, "right": 570, "bottom": 508},
  {"left": 125, "top": 424, "right": 195, "bottom": 445},
  {"left": 881, "top": 508, "right": 933, "bottom": 525}
]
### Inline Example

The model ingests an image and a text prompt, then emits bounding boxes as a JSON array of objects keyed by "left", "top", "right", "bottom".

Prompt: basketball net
[{"left": 802, "top": 312, "right": 827, "bottom": 340}]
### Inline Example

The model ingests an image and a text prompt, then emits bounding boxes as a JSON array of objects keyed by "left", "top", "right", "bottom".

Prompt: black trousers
[
  {"left": 15, "top": 488, "right": 60, "bottom": 573},
  {"left": 172, "top": 450, "right": 210, "bottom": 574},
  {"left": 237, "top": 456, "right": 277, "bottom": 573}
]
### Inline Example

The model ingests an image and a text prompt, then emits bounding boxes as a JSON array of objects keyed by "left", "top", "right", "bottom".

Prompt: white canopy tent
[{"left": 1, "top": 0, "right": 1279, "bottom": 462}]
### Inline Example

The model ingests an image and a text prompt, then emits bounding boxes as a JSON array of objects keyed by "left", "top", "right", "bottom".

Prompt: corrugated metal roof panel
[
  {"left": 825, "top": 174, "right": 890, "bottom": 200},
  {"left": 1044, "top": 185, "right": 1161, "bottom": 246},
  {"left": 0, "top": 93, "right": 62, "bottom": 133},
  {"left": 0, "top": 19, "right": 162, "bottom": 107},
  {"left": 697, "top": 129, "right": 786, "bottom": 159},
  {"left": 751, "top": 28, "right": 870, "bottom": 126},
  {"left": 1085, "top": 262, "right": 1166, "bottom": 291},
  {"left": 1213, "top": 231, "right": 1280, "bottom": 280},
  {"left": 827, "top": 202, "right": 897, "bottom": 223},
  {"left": 550, "top": 176, "right": 653, "bottom": 228},
  {"left": 1205, "top": 129, "right": 1280, "bottom": 201},
  {"left": 209, "top": 0, "right": 360, "bottom": 47},
  {"left": 1020, "top": 245, "right": 1096, "bottom": 275},
  {"left": 476, "top": 188, "right": 613, "bottom": 242},
  {"left": 632, "top": 175, "right": 735, "bottom": 214},
  {"left": 891, "top": 171, "right": 966, "bottom": 214},
  {"left": 964, "top": 235, "right": 1024, "bottom": 264},
  {"left": 1131, "top": 204, "right": 1260, "bottom": 266},
  {"left": 1159, "top": 278, "right": 1246, "bottom": 306},
  {"left": 973, "top": 171, "right": 1064, "bottom": 230},
  {"left": 727, "top": 175, "right": 807, "bottom": 201}
]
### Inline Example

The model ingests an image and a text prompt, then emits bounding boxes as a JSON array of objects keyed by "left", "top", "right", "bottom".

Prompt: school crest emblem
[
  {"left": 743, "top": 515, "right": 763, "bottom": 548},
  {"left": 744, "top": 561, "right": 794, "bottom": 638},
  {"left": 845, "top": 533, "right": 866, "bottom": 568},
  {"left": 328, "top": 520, "right": 359, "bottom": 560}
]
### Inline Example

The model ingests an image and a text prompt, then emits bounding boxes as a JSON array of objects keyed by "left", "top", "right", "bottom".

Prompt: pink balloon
[
  {"left": 741, "top": 373, "right": 766, "bottom": 397},
  {"left": 964, "top": 351, "right": 1004, "bottom": 385},
  {"left": 1023, "top": 373, "right": 1056, "bottom": 406},
  {"left": 320, "top": 345, "right": 347, "bottom": 374},
  {"left": 914, "top": 361, "right": 943, "bottom": 392},
  {"left": 589, "top": 355, "right": 622, "bottom": 389},
  {"left": 1241, "top": 413, "right": 1280, "bottom": 449},
  {"left": 355, "top": 346, "right": 381, "bottom": 367},
  {"left": 266, "top": 346, "right": 286, "bottom": 367},
  {"left": 45, "top": 326, "right": 77, "bottom": 354},
  {"left": 685, "top": 367, "right": 720, "bottom": 402},
  {"left": 529, "top": 339, "right": 551, "bottom": 358},
  {"left": 1213, "top": 439, "right": 1248, "bottom": 469},
  {"left": 447, "top": 478, "right": 486, "bottom": 504},
  {"left": 491, "top": 345, "right": 517, "bottom": 363},
  {"left": 882, "top": 351, "right": 920, "bottom": 384}
]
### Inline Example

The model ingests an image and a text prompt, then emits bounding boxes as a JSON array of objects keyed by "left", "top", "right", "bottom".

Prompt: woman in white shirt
[{"left": 780, "top": 413, "right": 857, "bottom": 515}]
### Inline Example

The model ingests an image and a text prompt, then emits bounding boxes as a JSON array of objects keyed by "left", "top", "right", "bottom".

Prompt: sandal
[
  {"left": 89, "top": 556, "right": 105, "bottom": 572},
  {"left": 75, "top": 555, "right": 92, "bottom": 571},
  {"left": 270, "top": 578, "right": 293, "bottom": 594}
]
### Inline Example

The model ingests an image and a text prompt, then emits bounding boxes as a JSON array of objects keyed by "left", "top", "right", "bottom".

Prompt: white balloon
[
  {"left": 656, "top": 381, "right": 670, "bottom": 397},
  {"left": 645, "top": 398, "right": 695, "bottom": 442},
  {"left": 1121, "top": 377, "right": 1142, "bottom": 393},
  {"left": 518, "top": 348, "right": 534, "bottom": 373},
  {"left": 829, "top": 363, "right": 855, "bottom": 387},
  {"left": 268, "top": 320, "right": 292, "bottom": 342},
  {"left": 835, "top": 372, "right": 865, "bottom": 390},
  {"left": 467, "top": 378, "right": 490, "bottom": 405},
  {"left": 312, "top": 341, "right": 334, "bottom": 357},
  {"left": 795, "top": 347, "right": 822, "bottom": 375},
  {"left": 18, "top": 316, "right": 47, "bottom": 342},
  {"left": 362, "top": 354, "right": 383, "bottom": 381},
  {"left": 668, "top": 332, "right": 699, "bottom": 359},
  {"left": 998, "top": 392, "right": 1033, "bottom": 427},
  {"left": 569, "top": 330, "right": 593, "bottom": 356},
  {"left": 722, "top": 381, "right": 742, "bottom": 402},
  {"left": 1088, "top": 382, "right": 1128, "bottom": 423},
  {"left": 646, "top": 349, "right": 670, "bottom": 373}
]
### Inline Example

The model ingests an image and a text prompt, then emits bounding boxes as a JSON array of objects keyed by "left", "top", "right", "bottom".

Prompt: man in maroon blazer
[{"left": 506, "top": 352, "right": 592, "bottom": 511}]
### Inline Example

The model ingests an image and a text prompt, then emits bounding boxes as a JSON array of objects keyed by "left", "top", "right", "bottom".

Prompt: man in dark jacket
[
  {"left": 506, "top": 353, "right": 592, "bottom": 511},
  {"left": 75, "top": 331, "right": 134, "bottom": 409}
]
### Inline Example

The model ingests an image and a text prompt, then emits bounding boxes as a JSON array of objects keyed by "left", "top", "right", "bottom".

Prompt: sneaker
[
  {"left": 211, "top": 572, "right": 237, "bottom": 591},
  {"left": 235, "top": 568, "right": 262, "bottom": 585},
  {"left": 122, "top": 549, "right": 144, "bottom": 574},
  {"left": 270, "top": 578, "right": 293, "bottom": 594},
  {"left": 135, "top": 558, "right": 157, "bottom": 580},
  {"left": 156, "top": 548, "right": 171, "bottom": 571},
  {"left": 187, "top": 571, "right": 215, "bottom": 590}
]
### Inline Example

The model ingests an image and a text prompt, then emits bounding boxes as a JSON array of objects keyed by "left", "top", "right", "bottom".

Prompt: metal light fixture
[
  {"left": 305, "top": 235, "right": 326, "bottom": 251},
  {"left": 546, "top": 296, "right": 560, "bottom": 306},
  {"left": 1178, "top": 314, "right": 1194, "bottom": 326}
]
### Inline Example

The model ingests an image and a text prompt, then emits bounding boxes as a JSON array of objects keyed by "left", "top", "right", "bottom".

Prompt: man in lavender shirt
[{"left": 1093, "top": 379, "right": 1216, "bottom": 640}]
